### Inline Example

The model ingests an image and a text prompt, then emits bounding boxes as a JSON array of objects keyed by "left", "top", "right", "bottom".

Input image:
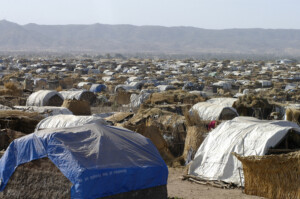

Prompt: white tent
[
  {"left": 77, "top": 82, "right": 92, "bottom": 88},
  {"left": 130, "top": 92, "right": 152, "bottom": 108},
  {"left": 35, "top": 114, "right": 108, "bottom": 131},
  {"left": 189, "top": 102, "right": 238, "bottom": 121},
  {"left": 156, "top": 85, "right": 175, "bottom": 92},
  {"left": 206, "top": 97, "right": 237, "bottom": 107},
  {"left": 26, "top": 90, "right": 64, "bottom": 107},
  {"left": 189, "top": 117, "right": 300, "bottom": 186},
  {"left": 212, "top": 81, "right": 232, "bottom": 89}
]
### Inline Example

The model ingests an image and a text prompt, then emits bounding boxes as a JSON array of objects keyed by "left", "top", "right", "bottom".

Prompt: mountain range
[{"left": 1, "top": 20, "right": 300, "bottom": 56}]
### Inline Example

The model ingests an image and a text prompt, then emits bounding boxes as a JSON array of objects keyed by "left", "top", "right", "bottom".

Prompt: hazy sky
[{"left": 0, "top": 0, "right": 299, "bottom": 29}]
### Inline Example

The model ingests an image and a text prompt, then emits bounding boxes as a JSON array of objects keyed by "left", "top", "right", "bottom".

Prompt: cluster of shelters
[{"left": 0, "top": 55, "right": 299, "bottom": 198}]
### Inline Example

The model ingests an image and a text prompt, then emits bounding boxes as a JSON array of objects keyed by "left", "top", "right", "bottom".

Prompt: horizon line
[{"left": 1, "top": 19, "right": 300, "bottom": 31}]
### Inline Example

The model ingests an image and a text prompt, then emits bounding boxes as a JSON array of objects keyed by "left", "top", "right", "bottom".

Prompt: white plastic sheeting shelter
[
  {"left": 0, "top": 105, "right": 12, "bottom": 110},
  {"left": 156, "top": 85, "right": 175, "bottom": 92},
  {"left": 114, "top": 85, "right": 135, "bottom": 92},
  {"left": 189, "top": 102, "right": 238, "bottom": 121},
  {"left": 14, "top": 106, "right": 72, "bottom": 117},
  {"left": 77, "top": 82, "right": 92, "bottom": 88},
  {"left": 60, "top": 90, "right": 91, "bottom": 100},
  {"left": 189, "top": 117, "right": 300, "bottom": 186},
  {"left": 258, "top": 80, "right": 272, "bottom": 87},
  {"left": 130, "top": 92, "right": 152, "bottom": 108},
  {"left": 26, "top": 90, "right": 64, "bottom": 107},
  {"left": 35, "top": 114, "right": 108, "bottom": 131},
  {"left": 212, "top": 81, "right": 232, "bottom": 89},
  {"left": 206, "top": 98, "right": 238, "bottom": 107}
]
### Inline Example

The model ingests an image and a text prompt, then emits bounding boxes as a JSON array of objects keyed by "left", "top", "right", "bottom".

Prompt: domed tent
[
  {"left": 89, "top": 84, "right": 106, "bottom": 93},
  {"left": 189, "top": 102, "right": 238, "bottom": 121},
  {"left": 26, "top": 90, "right": 64, "bottom": 107},
  {"left": 0, "top": 122, "right": 168, "bottom": 199},
  {"left": 189, "top": 117, "right": 300, "bottom": 186}
]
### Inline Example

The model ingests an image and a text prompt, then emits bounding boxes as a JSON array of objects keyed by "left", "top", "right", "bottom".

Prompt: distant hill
[{"left": 1, "top": 20, "right": 300, "bottom": 56}]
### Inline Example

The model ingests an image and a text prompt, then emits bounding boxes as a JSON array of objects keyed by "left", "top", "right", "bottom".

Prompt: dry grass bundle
[
  {"left": 0, "top": 82, "right": 23, "bottom": 97},
  {"left": 4, "top": 82, "right": 18, "bottom": 91},
  {"left": 182, "top": 126, "right": 205, "bottom": 161},
  {"left": 124, "top": 107, "right": 186, "bottom": 160},
  {"left": 59, "top": 77, "right": 74, "bottom": 89},
  {"left": 110, "top": 91, "right": 131, "bottom": 105},
  {"left": 55, "top": 86, "right": 62, "bottom": 92},
  {"left": 0, "top": 110, "right": 43, "bottom": 134},
  {"left": 234, "top": 152, "right": 300, "bottom": 199},
  {"left": 182, "top": 110, "right": 210, "bottom": 161},
  {"left": 62, "top": 99, "right": 91, "bottom": 115},
  {"left": 105, "top": 112, "right": 134, "bottom": 124},
  {"left": 286, "top": 108, "right": 300, "bottom": 124},
  {"left": 0, "top": 110, "right": 40, "bottom": 118},
  {"left": 146, "top": 90, "right": 205, "bottom": 105},
  {"left": 0, "top": 157, "right": 72, "bottom": 199},
  {"left": 0, "top": 129, "right": 26, "bottom": 150},
  {"left": 184, "top": 109, "right": 209, "bottom": 129},
  {"left": 82, "top": 84, "right": 91, "bottom": 91},
  {"left": 233, "top": 94, "right": 273, "bottom": 119}
]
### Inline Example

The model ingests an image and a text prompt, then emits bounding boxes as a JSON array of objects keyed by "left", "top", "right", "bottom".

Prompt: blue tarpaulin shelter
[
  {"left": 0, "top": 122, "right": 168, "bottom": 199},
  {"left": 90, "top": 84, "right": 106, "bottom": 93}
]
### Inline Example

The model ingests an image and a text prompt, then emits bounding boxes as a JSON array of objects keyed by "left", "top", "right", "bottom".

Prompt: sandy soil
[{"left": 167, "top": 167, "right": 264, "bottom": 199}]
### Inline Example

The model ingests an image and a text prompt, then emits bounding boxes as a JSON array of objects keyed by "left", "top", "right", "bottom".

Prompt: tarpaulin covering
[
  {"left": 26, "top": 90, "right": 63, "bottom": 106},
  {"left": 206, "top": 97, "right": 237, "bottom": 107},
  {"left": 0, "top": 123, "right": 168, "bottom": 199},
  {"left": 189, "top": 102, "right": 238, "bottom": 121},
  {"left": 189, "top": 117, "right": 300, "bottom": 186},
  {"left": 89, "top": 84, "right": 106, "bottom": 93},
  {"left": 35, "top": 114, "right": 108, "bottom": 131}
]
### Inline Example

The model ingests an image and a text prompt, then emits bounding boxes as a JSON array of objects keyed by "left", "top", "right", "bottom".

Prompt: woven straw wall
[{"left": 235, "top": 152, "right": 300, "bottom": 199}]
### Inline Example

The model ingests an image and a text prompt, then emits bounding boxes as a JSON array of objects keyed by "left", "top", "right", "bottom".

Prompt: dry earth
[{"left": 167, "top": 167, "right": 264, "bottom": 199}]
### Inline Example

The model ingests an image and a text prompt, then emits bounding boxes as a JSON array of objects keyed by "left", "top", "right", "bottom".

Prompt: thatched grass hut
[
  {"left": 235, "top": 152, "right": 300, "bottom": 199},
  {"left": 0, "top": 110, "right": 43, "bottom": 134},
  {"left": 233, "top": 94, "right": 273, "bottom": 119},
  {"left": 26, "top": 90, "right": 64, "bottom": 107},
  {"left": 189, "top": 117, "right": 300, "bottom": 186},
  {"left": 62, "top": 99, "right": 91, "bottom": 115},
  {"left": 0, "top": 156, "right": 71, "bottom": 199}
]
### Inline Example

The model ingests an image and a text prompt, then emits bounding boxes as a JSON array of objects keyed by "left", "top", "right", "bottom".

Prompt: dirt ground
[{"left": 167, "top": 167, "right": 264, "bottom": 199}]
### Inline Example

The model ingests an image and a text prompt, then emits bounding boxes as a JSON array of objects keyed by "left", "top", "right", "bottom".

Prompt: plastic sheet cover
[
  {"left": 26, "top": 90, "right": 63, "bottom": 106},
  {"left": 189, "top": 117, "right": 300, "bottom": 186},
  {"left": 0, "top": 123, "right": 168, "bottom": 199},
  {"left": 189, "top": 102, "right": 238, "bottom": 121},
  {"left": 35, "top": 114, "right": 108, "bottom": 131}
]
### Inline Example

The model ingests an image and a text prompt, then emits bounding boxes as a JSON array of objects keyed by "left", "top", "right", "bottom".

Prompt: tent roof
[
  {"left": 0, "top": 122, "right": 168, "bottom": 198},
  {"left": 35, "top": 114, "right": 107, "bottom": 131},
  {"left": 189, "top": 102, "right": 238, "bottom": 121},
  {"left": 26, "top": 90, "right": 63, "bottom": 107},
  {"left": 189, "top": 117, "right": 300, "bottom": 186},
  {"left": 206, "top": 97, "right": 237, "bottom": 107}
]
